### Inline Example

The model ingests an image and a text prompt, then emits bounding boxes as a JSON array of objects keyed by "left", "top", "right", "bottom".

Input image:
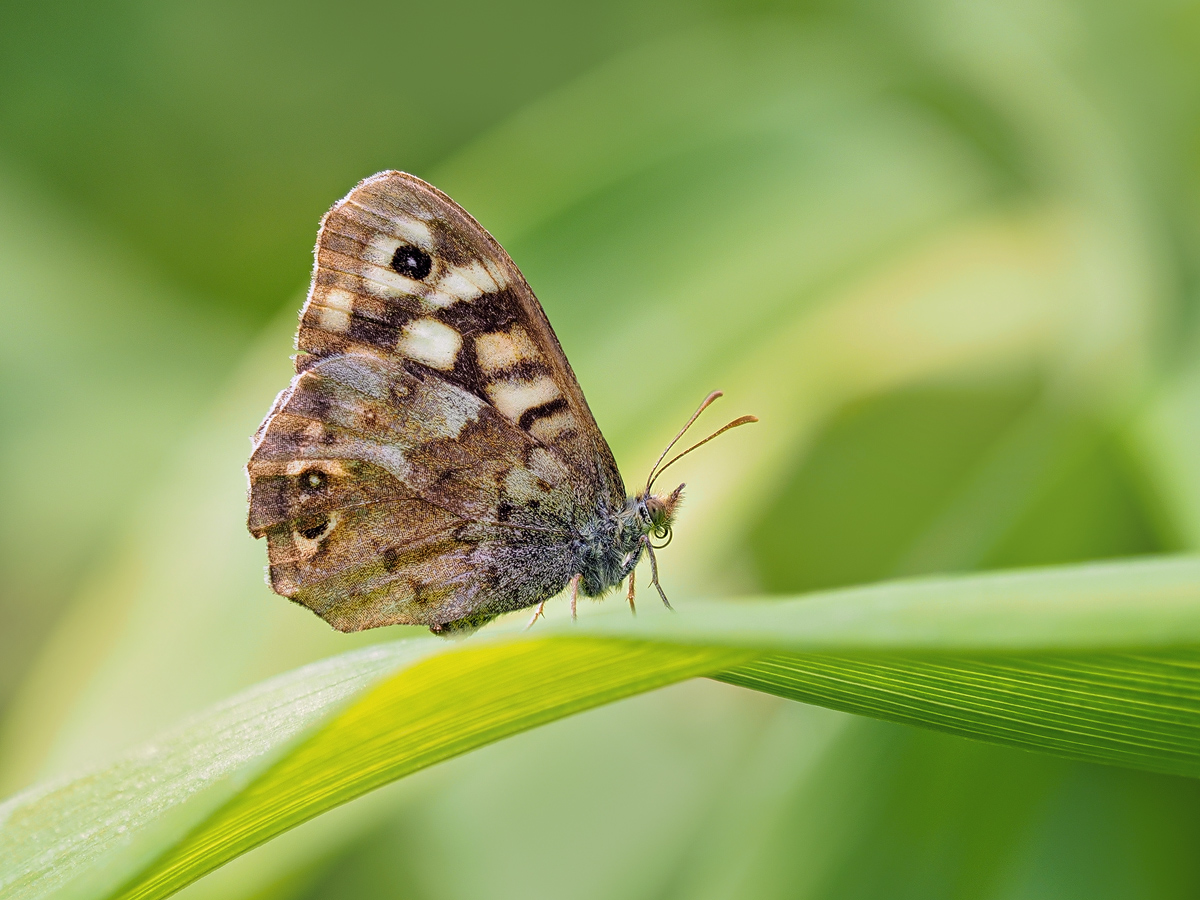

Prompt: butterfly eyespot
[
  {"left": 390, "top": 244, "right": 433, "bottom": 280},
  {"left": 298, "top": 516, "right": 330, "bottom": 540},
  {"left": 300, "top": 469, "right": 327, "bottom": 491}
]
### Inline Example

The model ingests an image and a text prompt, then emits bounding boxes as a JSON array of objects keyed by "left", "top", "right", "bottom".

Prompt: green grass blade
[
  {"left": 3, "top": 556, "right": 1200, "bottom": 900},
  {"left": 719, "top": 652, "right": 1200, "bottom": 777}
]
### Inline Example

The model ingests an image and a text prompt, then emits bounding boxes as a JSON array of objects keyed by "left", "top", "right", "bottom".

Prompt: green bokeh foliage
[{"left": 3, "top": 0, "right": 1200, "bottom": 897}]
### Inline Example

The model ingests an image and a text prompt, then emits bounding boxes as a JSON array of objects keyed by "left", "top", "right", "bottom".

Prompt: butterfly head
[{"left": 638, "top": 484, "right": 684, "bottom": 548}]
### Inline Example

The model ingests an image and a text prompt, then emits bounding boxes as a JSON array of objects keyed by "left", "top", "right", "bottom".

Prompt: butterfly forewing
[
  {"left": 248, "top": 172, "right": 623, "bottom": 632},
  {"left": 299, "top": 171, "right": 619, "bottom": 492}
]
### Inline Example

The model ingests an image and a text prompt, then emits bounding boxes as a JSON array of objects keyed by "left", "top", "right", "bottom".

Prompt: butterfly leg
[
  {"left": 641, "top": 536, "right": 673, "bottom": 611},
  {"left": 568, "top": 573, "right": 582, "bottom": 622},
  {"left": 626, "top": 568, "right": 637, "bottom": 616},
  {"left": 523, "top": 599, "right": 547, "bottom": 631}
]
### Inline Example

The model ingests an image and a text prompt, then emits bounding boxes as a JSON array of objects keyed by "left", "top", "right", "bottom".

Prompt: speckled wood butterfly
[{"left": 247, "top": 172, "right": 754, "bottom": 635}]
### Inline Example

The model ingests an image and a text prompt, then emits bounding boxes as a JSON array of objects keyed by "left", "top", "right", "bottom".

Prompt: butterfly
[{"left": 247, "top": 171, "right": 755, "bottom": 635}]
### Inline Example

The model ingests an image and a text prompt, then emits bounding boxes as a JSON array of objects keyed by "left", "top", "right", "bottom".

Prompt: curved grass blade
[{"left": 2, "top": 556, "right": 1200, "bottom": 900}]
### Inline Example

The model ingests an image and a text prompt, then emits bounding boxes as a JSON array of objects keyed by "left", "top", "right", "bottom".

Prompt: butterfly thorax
[{"left": 575, "top": 485, "right": 683, "bottom": 597}]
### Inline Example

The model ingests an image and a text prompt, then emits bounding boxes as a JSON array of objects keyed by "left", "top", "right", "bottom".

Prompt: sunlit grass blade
[
  {"left": 3, "top": 555, "right": 1200, "bottom": 900},
  {"left": 0, "top": 639, "right": 745, "bottom": 900}
]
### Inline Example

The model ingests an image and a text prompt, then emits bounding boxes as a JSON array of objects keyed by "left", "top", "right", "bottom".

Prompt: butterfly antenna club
[{"left": 645, "top": 392, "right": 758, "bottom": 494}]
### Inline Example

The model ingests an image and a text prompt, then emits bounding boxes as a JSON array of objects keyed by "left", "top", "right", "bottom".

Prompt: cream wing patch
[
  {"left": 398, "top": 317, "right": 461, "bottom": 370},
  {"left": 435, "top": 267, "right": 485, "bottom": 304},
  {"left": 487, "top": 376, "right": 561, "bottom": 422},
  {"left": 314, "top": 287, "right": 355, "bottom": 333},
  {"left": 475, "top": 326, "right": 540, "bottom": 375},
  {"left": 528, "top": 408, "right": 577, "bottom": 443},
  {"left": 436, "top": 260, "right": 503, "bottom": 302},
  {"left": 363, "top": 218, "right": 433, "bottom": 257}
]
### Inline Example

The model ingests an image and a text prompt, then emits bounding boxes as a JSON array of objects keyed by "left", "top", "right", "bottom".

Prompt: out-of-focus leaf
[
  {"left": 662, "top": 714, "right": 1200, "bottom": 900},
  {"left": 1137, "top": 355, "right": 1200, "bottom": 551},
  {"left": 3, "top": 556, "right": 1200, "bottom": 900},
  {"left": 0, "top": 0, "right": 702, "bottom": 321},
  {"left": 0, "top": 167, "right": 243, "bottom": 716}
]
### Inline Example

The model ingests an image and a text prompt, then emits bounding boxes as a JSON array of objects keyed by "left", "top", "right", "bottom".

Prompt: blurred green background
[{"left": 4, "top": 0, "right": 1200, "bottom": 897}]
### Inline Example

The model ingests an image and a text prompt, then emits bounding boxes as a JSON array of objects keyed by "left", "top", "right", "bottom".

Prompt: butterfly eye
[
  {"left": 300, "top": 469, "right": 327, "bottom": 491},
  {"left": 390, "top": 244, "right": 433, "bottom": 280}
]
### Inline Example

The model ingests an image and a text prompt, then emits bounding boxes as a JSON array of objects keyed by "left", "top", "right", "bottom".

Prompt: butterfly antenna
[
  {"left": 646, "top": 410, "right": 758, "bottom": 493},
  {"left": 644, "top": 391, "right": 724, "bottom": 493}
]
